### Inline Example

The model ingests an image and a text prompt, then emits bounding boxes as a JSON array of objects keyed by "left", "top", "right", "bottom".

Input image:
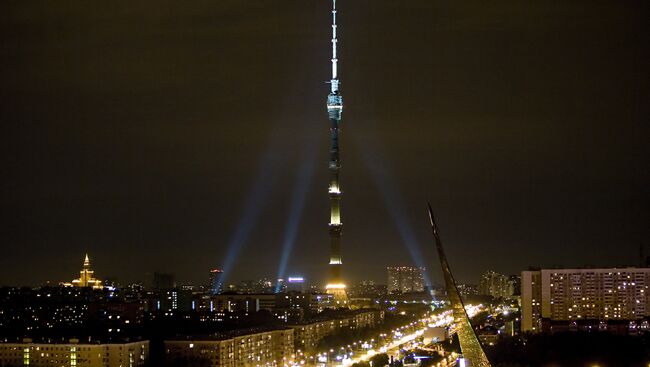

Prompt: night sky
[{"left": 1, "top": 0, "right": 648, "bottom": 287}]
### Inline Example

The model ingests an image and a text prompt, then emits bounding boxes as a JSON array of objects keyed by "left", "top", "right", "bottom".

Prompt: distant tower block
[
  {"left": 208, "top": 268, "right": 224, "bottom": 295},
  {"left": 325, "top": 0, "right": 347, "bottom": 305}
]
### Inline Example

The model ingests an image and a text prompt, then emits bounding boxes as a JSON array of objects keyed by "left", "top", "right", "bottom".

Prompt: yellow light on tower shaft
[
  {"left": 326, "top": 283, "right": 346, "bottom": 289},
  {"left": 330, "top": 211, "right": 340, "bottom": 225}
]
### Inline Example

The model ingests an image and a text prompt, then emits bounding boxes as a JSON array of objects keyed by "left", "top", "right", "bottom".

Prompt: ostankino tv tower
[{"left": 325, "top": 0, "right": 347, "bottom": 304}]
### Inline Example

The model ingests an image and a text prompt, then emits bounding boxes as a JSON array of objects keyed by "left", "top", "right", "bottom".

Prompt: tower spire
[
  {"left": 325, "top": 0, "right": 347, "bottom": 305},
  {"left": 330, "top": 0, "right": 339, "bottom": 93}
]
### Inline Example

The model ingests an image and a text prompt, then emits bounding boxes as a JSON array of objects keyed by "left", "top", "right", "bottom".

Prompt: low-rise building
[
  {"left": 194, "top": 293, "right": 333, "bottom": 316},
  {"left": 165, "top": 328, "right": 293, "bottom": 367},
  {"left": 289, "top": 309, "right": 383, "bottom": 352},
  {"left": 0, "top": 339, "right": 148, "bottom": 367}
]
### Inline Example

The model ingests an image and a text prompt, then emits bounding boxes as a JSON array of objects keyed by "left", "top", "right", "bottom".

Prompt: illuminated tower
[
  {"left": 69, "top": 254, "right": 103, "bottom": 289},
  {"left": 325, "top": 0, "right": 347, "bottom": 304}
]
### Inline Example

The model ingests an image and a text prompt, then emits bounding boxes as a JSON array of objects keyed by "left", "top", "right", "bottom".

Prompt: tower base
[{"left": 325, "top": 283, "right": 348, "bottom": 307}]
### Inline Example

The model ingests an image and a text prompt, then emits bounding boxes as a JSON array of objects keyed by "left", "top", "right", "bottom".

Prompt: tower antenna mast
[
  {"left": 325, "top": 0, "right": 346, "bottom": 304},
  {"left": 330, "top": 0, "right": 340, "bottom": 93}
]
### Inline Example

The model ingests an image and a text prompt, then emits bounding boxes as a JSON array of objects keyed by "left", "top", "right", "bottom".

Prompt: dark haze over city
[{"left": 0, "top": 0, "right": 648, "bottom": 287}]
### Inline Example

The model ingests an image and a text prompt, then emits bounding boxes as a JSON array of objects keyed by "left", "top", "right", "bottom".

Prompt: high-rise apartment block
[
  {"left": 457, "top": 284, "right": 479, "bottom": 298},
  {"left": 522, "top": 267, "right": 650, "bottom": 333},
  {"left": 479, "top": 271, "right": 513, "bottom": 298},
  {"left": 149, "top": 272, "right": 176, "bottom": 290},
  {"left": 165, "top": 328, "right": 293, "bottom": 367},
  {"left": 289, "top": 309, "right": 383, "bottom": 352},
  {"left": 387, "top": 266, "right": 426, "bottom": 294},
  {"left": 208, "top": 269, "right": 224, "bottom": 294}
]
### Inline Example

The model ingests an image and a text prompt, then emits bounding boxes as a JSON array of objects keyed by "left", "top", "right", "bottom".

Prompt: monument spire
[{"left": 428, "top": 205, "right": 492, "bottom": 366}]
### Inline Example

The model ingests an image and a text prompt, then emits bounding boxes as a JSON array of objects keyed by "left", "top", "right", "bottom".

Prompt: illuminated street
[{"left": 288, "top": 304, "right": 485, "bottom": 367}]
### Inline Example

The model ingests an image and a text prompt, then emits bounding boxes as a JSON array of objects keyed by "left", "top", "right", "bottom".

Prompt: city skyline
[{"left": 1, "top": 0, "right": 648, "bottom": 287}]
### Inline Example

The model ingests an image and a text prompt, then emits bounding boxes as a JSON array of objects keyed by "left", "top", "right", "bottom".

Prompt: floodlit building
[
  {"left": 522, "top": 267, "right": 650, "bottom": 333},
  {"left": 387, "top": 266, "right": 426, "bottom": 294},
  {"left": 165, "top": 328, "right": 293, "bottom": 367},
  {"left": 208, "top": 269, "right": 224, "bottom": 295},
  {"left": 0, "top": 339, "right": 148, "bottom": 367},
  {"left": 62, "top": 254, "right": 103, "bottom": 289}
]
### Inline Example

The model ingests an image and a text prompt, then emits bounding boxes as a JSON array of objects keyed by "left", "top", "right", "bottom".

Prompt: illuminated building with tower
[
  {"left": 63, "top": 254, "right": 103, "bottom": 289},
  {"left": 324, "top": 0, "right": 347, "bottom": 304}
]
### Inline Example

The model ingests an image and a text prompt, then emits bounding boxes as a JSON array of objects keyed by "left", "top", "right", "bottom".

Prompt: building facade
[
  {"left": 0, "top": 340, "right": 148, "bottom": 367},
  {"left": 456, "top": 284, "right": 479, "bottom": 298},
  {"left": 522, "top": 267, "right": 650, "bottom": 333},
  {"left": 208, "top": 269, "right": 224, "bottom": 295},
  {"left": 192, "top": 293, "right": 332, "bottom": 319},
  {"left": 479, "top": 271, "right": 512, "bottom": 299},
  {"left": 387, "top": 266, "right": 425, "bottom": 294},
  {"left": 165, "top": 328, "right": 293, "bottom": 367},
  {"left": 348, "top": 281, "right": 387, "bottom": 298},
  {"left": 289, "top": 309, "right": 383, "bottom": 352}
]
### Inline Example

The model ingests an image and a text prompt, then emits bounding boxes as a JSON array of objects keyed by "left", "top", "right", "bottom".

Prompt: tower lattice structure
[{"left": 325, "top": 0, "right": 347, "bottom": 304}]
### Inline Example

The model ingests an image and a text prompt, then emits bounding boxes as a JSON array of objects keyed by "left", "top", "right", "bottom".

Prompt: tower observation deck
[{"left": 325, "top": 0, "right": 347, "bottom": 304}]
